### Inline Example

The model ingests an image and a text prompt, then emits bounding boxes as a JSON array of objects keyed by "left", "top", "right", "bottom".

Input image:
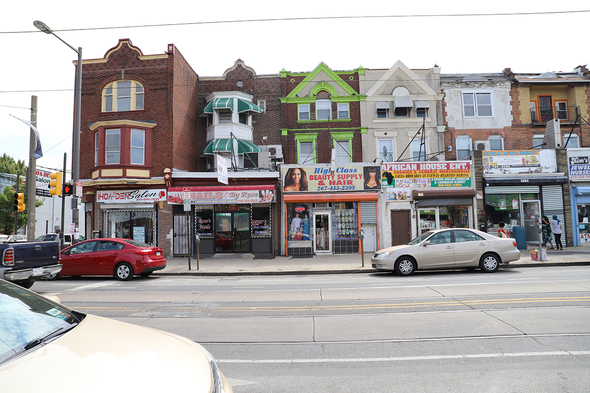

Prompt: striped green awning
[
  {"left": 200, "top": 138, "right": 262, "bottom": 156},
  {"left": 237, "top": 99, "right": 263, "bottom": 113},
  {"left": 202, "top": 98, "right": 234, "bottom": 114},
  {"left": 202, "top": 98, "right": 263, "bottom": 115}
]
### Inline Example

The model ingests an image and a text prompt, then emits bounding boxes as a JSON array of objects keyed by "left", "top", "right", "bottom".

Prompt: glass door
[
  {"left": 215, "top": 206, "right": 251, "bottom": 253},
  {"left": 314, "top": 212, "right": 331, "bottom": 253},
  {"left": 522, "top": 200, "right": 541, "bottom": 244}
]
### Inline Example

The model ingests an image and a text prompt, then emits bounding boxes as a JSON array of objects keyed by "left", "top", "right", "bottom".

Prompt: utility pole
[{"left": 27, "top": 96, "right": 37, "bottom": 240}]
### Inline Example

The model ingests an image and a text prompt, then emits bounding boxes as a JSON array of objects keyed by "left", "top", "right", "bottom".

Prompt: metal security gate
[{"left": 173, "top": 214, "right": 189, "bottom": 256}]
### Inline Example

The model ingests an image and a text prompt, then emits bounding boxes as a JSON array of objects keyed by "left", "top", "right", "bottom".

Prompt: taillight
[
  {"left": 3, "top": 248, "right": 14, "bottom": 266},
  {"left": 134, "top": 249, "right": 153, "bottom": 256},
  {"left": 513, "top": 241, "right": 517, "bottom": 248}
]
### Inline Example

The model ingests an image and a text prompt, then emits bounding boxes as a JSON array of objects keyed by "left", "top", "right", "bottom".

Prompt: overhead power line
[{"left": 2, "top": 9, "right": 590, "bottom": 34}]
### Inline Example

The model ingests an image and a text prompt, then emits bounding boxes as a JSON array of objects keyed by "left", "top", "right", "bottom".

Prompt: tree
[{"left": 0, "top": 154, "right": 43, "bottom": 235}]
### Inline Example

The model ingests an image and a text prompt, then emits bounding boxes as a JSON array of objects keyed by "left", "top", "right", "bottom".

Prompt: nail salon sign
[{"left": 97, "top": 189, "right": 167, "bottom": 203}]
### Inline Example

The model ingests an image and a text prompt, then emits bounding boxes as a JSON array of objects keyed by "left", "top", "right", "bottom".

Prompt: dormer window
[{"left": 102, "top": 80, "right": 144, "bottom": 112}]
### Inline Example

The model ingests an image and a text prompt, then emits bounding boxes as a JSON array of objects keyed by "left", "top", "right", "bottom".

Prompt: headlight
[
  {"left": 200, "top": 347, "right": 226, "bottom": 393},
  {"left": 374, "top": 251, "right": 393, "bottom": 259}
]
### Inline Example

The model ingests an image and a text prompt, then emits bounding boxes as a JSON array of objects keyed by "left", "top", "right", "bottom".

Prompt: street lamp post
[{"left": 34, "top": 20, "right": 81, "bottom": 229}]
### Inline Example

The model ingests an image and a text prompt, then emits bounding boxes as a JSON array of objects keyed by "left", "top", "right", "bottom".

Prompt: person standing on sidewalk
[
  {"left": 497, "top": 221, "right": 509, "bottom": 238},
  {"left": 542, "top": 215, "right": 555, "bottom": 249},
  {"left": 550, "top": 215, "right": 563, "bottom": 250}
]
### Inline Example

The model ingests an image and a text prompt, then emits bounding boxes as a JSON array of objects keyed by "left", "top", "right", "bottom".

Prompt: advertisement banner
[
  {"left": 36, "top": 170, "right": 51, "bottom": 197},
  {"left": 568, "top": 155, "right": 590, "bottom": 180},
  {"left": 168, "top": 189, "right": 275, "bottom": 204},
  {"left": 97, "top": 189, "right": 167, "bottom": 203},
  {"left": 282, "top": 165, "right": 382, "bottom": 192},
  {"left": 381, "top": 161, "right": 471, "bottom": 188},
  {"left": 483, "top": 150, "right": 540, "bottom": 170}
]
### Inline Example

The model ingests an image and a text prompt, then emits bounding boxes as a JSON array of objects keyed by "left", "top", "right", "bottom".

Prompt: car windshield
[
  {"left": 0, "top": 280, "right": 82, "bottom": 365},
  {"left": 123, "top": 239, "right": 153, "bottom": 248},
  {"left": 407, "top": 231, "right": 434, "bottom": 245}
]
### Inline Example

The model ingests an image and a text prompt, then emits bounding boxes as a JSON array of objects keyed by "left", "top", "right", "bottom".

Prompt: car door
[
  {"left": 452, "top": 230, "right": 488, "bottom": 266},
  {"left": 92, "top": 240, "right": 124, "bottom": 275},
  {"left": 417, "top": 231, "right": 455, "bottom": 268},
  {"left": 60, "top": 241, "right": 98, "bottom": 275}
]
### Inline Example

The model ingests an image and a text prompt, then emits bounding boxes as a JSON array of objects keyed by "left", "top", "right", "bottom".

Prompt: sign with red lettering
[
  {"left": 97, "top": 189, "right": 167, "bottom": 203},
  {"left": 167, "top": 189, "right": 275, "bottom": 205},
  {"left": 381, "top": 161, "right": 471, "bottom": 188}
]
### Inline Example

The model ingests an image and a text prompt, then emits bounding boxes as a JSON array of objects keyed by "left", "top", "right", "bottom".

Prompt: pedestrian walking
[
  {"left": 497, "top": 221, "right": 509, "bottom": 238},
  {"left": 541, "top": 215, "right": 555, "bottom": 249},
  {"left": 550, "top": 215, "right": 563, "bottom": 250}
]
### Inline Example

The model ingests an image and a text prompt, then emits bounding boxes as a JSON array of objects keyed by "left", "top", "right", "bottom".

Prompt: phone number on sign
[{"left": 316, "top": 185, "right": 356, "bottom": 191}]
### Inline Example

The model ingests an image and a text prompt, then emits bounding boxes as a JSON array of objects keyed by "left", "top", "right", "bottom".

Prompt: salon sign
[{"left": 97, "top": 189, "right": 167, "bottom": 203}]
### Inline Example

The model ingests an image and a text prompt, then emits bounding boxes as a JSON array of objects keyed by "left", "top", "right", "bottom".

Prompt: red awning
[
  {"left": 284, "top": 193, "right": 379, "bottom": 203},
  {"left": 169, "top": 185, "right": 275, "bottom": 192}
]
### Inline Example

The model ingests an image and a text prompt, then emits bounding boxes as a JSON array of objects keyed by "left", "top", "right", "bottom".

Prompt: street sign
[
  {"left": 76, "top": 181, "right": 82, "bottom": 197},
  {"left": 183, "top": 198, "right": 191, "bottom": 212}
]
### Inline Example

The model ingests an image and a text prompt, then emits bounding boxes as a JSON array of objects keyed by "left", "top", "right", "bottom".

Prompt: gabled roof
[{"left": 366, "top": 60, "right": 438, "bottom": 96}]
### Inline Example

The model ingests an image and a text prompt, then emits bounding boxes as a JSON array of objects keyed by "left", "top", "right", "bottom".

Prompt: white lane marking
[
  {"left": 218, "top": 351, "right": 590, "bottom": 364},
  {"left": 64, "top": 281, "right": 116, "bottom": 292}
]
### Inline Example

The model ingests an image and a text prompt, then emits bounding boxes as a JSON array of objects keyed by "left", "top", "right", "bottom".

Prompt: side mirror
[{"left": 422, "top": 240, "right": 431, "bottom": 246}]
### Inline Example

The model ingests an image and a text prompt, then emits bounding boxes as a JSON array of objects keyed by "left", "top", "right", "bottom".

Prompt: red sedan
[{"left": 58, "top": 238, "right": 166, "bottom": 280}]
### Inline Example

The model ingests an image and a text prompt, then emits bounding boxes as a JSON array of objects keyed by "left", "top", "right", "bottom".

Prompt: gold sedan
[{"left": 372, "top": 228, "right": 520, "bottom": 275}]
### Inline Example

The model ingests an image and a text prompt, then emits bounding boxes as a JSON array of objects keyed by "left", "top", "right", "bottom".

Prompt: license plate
[
  {"left": 33, "top": 268, "right": 43, "bottom": 275},
  {"left": 156, "top": 251, "right": 161, "bottom": 256}
]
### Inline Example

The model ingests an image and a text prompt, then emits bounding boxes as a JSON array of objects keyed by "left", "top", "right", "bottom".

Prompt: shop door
[
  {"left": 391, "top": 210, "right": 411, "bottom": 246},
  {"left": 522, "top": 200, "right": 541, "bottom": 244},
  {"left": 314, "top": 212, "right": 332, "bottom": 253},
  {"left": 215, "top": 211, "right": 250, "bottom": 253}
]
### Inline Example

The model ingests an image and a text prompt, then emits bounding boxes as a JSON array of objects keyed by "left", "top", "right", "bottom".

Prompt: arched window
[{"left": 102, "top": 80, "right": 144, "bottom": 112}]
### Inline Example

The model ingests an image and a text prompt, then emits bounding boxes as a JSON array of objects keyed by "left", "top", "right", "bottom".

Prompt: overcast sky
[{"left": 1, "top": 0, "right": 589, "bottom": 176}]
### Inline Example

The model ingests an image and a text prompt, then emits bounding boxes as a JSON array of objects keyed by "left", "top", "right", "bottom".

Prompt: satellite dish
[{"left": 382, "top": 146, "right": 388, "bottom": 160}]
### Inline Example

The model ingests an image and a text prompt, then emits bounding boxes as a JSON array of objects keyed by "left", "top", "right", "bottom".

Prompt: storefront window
[
  {"left": 485, "top": 193, "right": 537, "bottom": 234},
  {"left": 106, "top": 210, "right": 155, "bottom": 245},
  {"left": 252, "top": 205, "right": 271, "bottom": 237},
  {"left": 288, "top": 204, "right": 312, "bottom": 241},
  {"left": 334, "top": 202, "right": 357, "bottom": 239},
  {"left": 577, "top": 204, "right": 590, "bottom": 245},
  {"left": 419, "top": 206, "right": 470, "bottom": 234},
  {"left": 195, "top": 205, "right": 213, "bottom": 237}
]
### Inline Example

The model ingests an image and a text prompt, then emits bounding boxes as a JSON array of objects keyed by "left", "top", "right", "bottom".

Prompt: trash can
[{"left": 512, "top": 226, "right": 527, "bottom": 250}]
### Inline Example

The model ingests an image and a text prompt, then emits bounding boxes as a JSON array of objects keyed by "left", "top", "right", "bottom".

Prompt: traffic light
[
  {"left": 14, "top": 192, "right": 25, "bottom": 212},
  {"left": 63, "top": 183, "right": 73, "bottom": 196},
  {"left": 49, "top": 172, "right": 63, "bottom": 196}
]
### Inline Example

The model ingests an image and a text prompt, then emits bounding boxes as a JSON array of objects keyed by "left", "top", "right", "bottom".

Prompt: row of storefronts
[{"left": 83, "top": 148, "right": 583, "bottom": 257}]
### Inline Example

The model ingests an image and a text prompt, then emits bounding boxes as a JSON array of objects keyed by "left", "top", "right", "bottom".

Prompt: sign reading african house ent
[
  {"left": 282, "top": 165, "right": 382, "bottom": 192},
  {"left": 97, "top": 189, "right": 167, "bottom": 203},
  {"left": 381, "top": 161, "right": 471, "bottom": 188}
]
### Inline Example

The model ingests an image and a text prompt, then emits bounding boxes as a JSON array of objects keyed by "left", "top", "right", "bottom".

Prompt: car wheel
[
  {"left": 395, "top": 257, "right": 416, "bottom": 276},
  {"left": 114, "top": 262, "right": 134, "bottom": 281},
  {"left": 480, "top": 253, "right": 500, "bottom": 273},
  {"left": 45, "top": 273, "right": 60, "bottom": 280},
  {"left": 16, "top": 279, "right": 35, "bottom": 289}
]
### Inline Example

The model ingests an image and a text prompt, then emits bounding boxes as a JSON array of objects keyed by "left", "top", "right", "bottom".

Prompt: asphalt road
[{"left": 34, "top": 266, "right": 590, "bottom": 392}]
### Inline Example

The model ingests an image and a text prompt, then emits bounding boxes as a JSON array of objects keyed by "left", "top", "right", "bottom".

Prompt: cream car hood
[
  {"left": 0, "top": 314, "right": 216, "bottom": 393},
  {"left": 374, "top": 243, "right": 415, "bottom": 255}
]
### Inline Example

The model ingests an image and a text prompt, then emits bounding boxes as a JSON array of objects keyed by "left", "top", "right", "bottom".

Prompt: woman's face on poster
[{"left": 291, "top": 169, "right": 302, "bottom": 184}]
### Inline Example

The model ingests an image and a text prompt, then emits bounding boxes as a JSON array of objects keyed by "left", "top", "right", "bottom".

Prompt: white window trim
[
  {"left": 555, "top": 100, "right": 568, "bottom": 121},
  {"left": 337, "top": 103, "right": 349, "bottom": 120},
  {"left": 105, "top": 129, "right": 121, "bottom": 165},
  {"left": 94, "top": 132, "right": 99, "bottom": 166},
  {"left": 378, "top": 139, "right": 394, "bottom": 162},
  {"left": 488, "top": 135, "right": 504, "bottom": 150},
  {"left": 462, "top": 91, "right": 493, "bottom": 118},
  {"left": 455, "top": 135, "right": 472, "bottom": 160},
  {"left": 316, "top": 99, "right": 332, "bottom": 120},
  {"left": 334, "top": 140, "right": 351, "bottom": 163},
  {"left": 412, "top": 139, "right": 428, "bottom": 162},
  {"left": 258, "top": 99, "right": 266, "bottom": 113},
  {"left": 130, "top": 129, "right": 145, "bottom": 165}
]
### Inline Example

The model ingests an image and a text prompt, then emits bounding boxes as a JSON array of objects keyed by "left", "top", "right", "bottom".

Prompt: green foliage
[
  {"left": 0, "top": 153, "right": 27, "bottom": 175},
  {"left": 0, "top": 185, "right": 27, "bottom": 235}
]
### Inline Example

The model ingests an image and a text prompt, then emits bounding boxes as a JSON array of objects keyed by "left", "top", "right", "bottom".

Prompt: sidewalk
[{"left": 155, "top": 246, "right": 590, "bottom": 276}]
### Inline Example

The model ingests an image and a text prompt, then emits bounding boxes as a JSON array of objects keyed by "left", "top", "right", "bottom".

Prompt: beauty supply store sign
[
  {"left": 97, "top": 189, "right": 167, "bottom": 203},
  {"left": 168, "top": 188, "right": 276, "bottom": 204},
  {"left": 381, "top": 162, "right": 471, "bottom": 201},
  {"left": 282, "top": 165, "right": 382, "bottom": 192}
]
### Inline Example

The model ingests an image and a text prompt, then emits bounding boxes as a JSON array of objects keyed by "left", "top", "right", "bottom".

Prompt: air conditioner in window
[
  {"left": 266, "top": 145, "right": 283, "bottom": 159},
  {"left": 243, "top": 151, "right": 270, "bottom": 169},
  {"left": 474, "top": 140, "right": 490, "bottom": 151}
]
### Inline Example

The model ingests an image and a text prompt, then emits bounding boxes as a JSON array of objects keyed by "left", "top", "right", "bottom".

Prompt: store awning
[
  {"left": 393, "top": 96, "right": 413, "bottom": 109},
  {"left": 412, "top": 189, "right": 476, "bottom": 200},
  {"left": 202, "top": 98, "right": 234, "bottom": 114},
  {"left": 484, "top": 176, "right": 568, "bottom": 186},
  {"left": 200, "top": 138, "right": 262, "bottom": 156},
  {"left": 284, "top": 193, "right": 379, "bottom": 203},
  {"left": 237, "top": 99, "right": 263, "bottom": 113},
  {"left": 376, "top": 101, "right": 390, "bottom": 109}
]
